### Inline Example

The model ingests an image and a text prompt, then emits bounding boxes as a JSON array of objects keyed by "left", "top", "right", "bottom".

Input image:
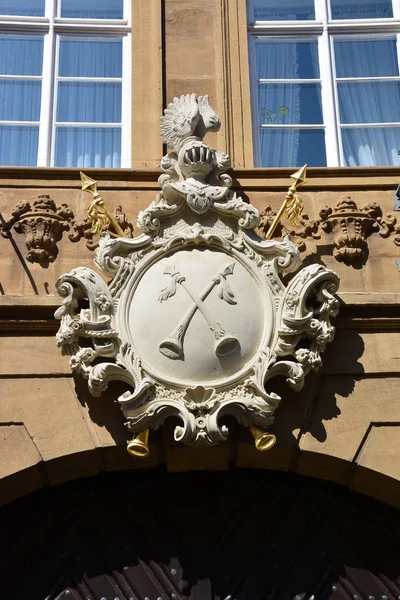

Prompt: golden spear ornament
[
  {"left": 265, "top": 164, "right": 307, "bottom": 240},
  {"left": 80, "top": 171, "right": 126, "bottom": 237}
]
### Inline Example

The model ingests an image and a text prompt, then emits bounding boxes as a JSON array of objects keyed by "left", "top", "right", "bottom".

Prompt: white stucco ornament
[{"left": 55, "top": 93, "right": 340, "bottom": 456}]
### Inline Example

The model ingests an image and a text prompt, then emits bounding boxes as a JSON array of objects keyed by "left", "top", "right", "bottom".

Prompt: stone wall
[{"left": 1, "top": 166, "right": 400, "bottom": 508}]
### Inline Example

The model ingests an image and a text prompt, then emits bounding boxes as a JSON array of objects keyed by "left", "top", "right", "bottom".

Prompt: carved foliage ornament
[{"left": 55, "top": 93, "right": 340, "bottom": 455}]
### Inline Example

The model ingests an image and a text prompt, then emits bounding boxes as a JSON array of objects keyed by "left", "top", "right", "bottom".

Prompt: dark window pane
[
  {"left": 342, "top": 127, "right": 400, "bottom": 165},
  {"left": 59, "top": 38, "right": 122, "bottom": 78},
  {"left": 259, "top": 128, "right": 326, "bottom": 166},
  {"left": 256, "top": 41, "right": 319, "bottom": 79},
  {"left": 331, "top": 0, "right": 393, "bottom": 19},
  {"left": 55, "top": 127, "right": 121, "bottom": 167},
  {"left": 0, "top": 0, "right": 44, "bottom": 16},
  {"left": 0, "top": 80, "right": 41, "bottom": 121},
  {"left": 335, "top": 39, "right": 398, "bottom": 77},
  {"left": 57, "top": 82, "right": 121, "bottom": 123},
  {"left": 0, "top": 125, "right": 38, "bottom": 165},
  {"left": 258, "top": 83, "right": 323, "bottom": 125},
  {"left": 253, "top": 0, "right": 315, "bottom": 21},
  {"left": 61, "top": 0, "right": 123, "bottom": 19},
  {"left": 338, "top": 81, "right": 400, "bottom": 124},
  {"left": 0, "top": 35, "right": 43, "bottom": 76}
]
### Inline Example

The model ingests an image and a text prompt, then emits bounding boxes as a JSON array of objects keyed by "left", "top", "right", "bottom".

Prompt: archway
[{"left": 2, "top": 468, "right": 400, "bottom": 599}]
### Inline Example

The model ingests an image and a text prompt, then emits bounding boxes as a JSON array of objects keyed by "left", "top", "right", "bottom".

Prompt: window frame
[
  {"left": 0, "top": 0, "right": 131, "bottom": 167},
  {"left": 248, "top": 0, "right": 400, "bottom": 167}
]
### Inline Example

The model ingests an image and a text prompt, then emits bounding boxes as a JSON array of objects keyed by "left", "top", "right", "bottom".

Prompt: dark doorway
[{"left": 1, "top": 469, "right": 400, "bottom": 599}]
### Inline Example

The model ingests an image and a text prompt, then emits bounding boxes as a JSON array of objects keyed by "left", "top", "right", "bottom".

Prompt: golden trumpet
[
  {"left": 250, "top": 427, "right": 276, "bottom": 451},
  {"left": 127, "top": 429, "right": 150, "bottom": 458}
]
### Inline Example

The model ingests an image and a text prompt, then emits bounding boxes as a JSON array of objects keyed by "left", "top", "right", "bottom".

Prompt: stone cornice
[{"left": 0, "top": 166, "right": 399, "bottom": 190}]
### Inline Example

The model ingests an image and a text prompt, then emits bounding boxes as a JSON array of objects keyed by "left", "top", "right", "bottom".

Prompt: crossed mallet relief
[{"left": 158, "top": 263, "right": 239, "bottom": 360}]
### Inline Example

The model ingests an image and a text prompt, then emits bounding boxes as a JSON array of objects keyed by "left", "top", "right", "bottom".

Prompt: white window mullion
[
  {"left": 120, "top": 32, "right": 131, "bottom": 168},
  {"left": 37, "top": 27, "right": 54, "bottom": 166},
  {"left": 319, "top": 30, "right": 340, "bottom": 165},
  {"left": 123, "top": 0, "right": 131, "bottom": 24},
  {"left": 50, "top": 32, "right": 60, "bottom": 166},
  {"left": 316, "top": 0, "right": 329, "bottom": 22},
  {"left": 330, "top": 33, "right": 345, "bottom": 165},
  {"left": 396, "top": 33, "right": 400, "bottom": 77},
  {"left": 392, "top": 0, "right": 400, "bottom": 19},
  {"left": 248, "top": 34, "right": 262, "bottom": 166},
  {"left": 45, "top": 0, "right": 56, "bottom": 19}
]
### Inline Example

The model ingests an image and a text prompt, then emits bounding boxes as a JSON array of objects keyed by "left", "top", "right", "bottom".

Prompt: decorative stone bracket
[
  {"left": 0, "top": 195, "right": 133, "bottom": 265},
  {"left": 319, "top": 197, "right": 396, "bottom": 262},
  {"left": 0, "top": 195, "right": 76, "bottom": 264},
  {"left": 258, "top": 196, "right": 397, "bottom": 263}
]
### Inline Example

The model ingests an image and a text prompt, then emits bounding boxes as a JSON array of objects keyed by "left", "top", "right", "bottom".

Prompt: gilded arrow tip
[
  {"left": 290, "top": 164, "right": 307, "bottom": 185},
  {"left": 80, "top": 171, "right": 98, "bottom": 193}
]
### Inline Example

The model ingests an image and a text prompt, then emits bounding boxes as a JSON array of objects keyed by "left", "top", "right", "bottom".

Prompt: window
[
  {"left": 0, "top": 0, "right": 131, "bottom": 167},
  {"left": 248, "top": 0, "right": 400, "bottom": 167}
]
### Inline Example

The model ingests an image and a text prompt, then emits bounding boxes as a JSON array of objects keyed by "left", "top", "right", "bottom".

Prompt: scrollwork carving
[{"left": 55, "top": 93, "right": 340, "bottom": 455}]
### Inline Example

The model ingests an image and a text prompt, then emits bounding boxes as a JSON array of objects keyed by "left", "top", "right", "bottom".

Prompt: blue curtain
[
  {"left": 335, "top": 39, "right": 400, "bottom": 166},
  {"left": 56, "top": 37, "right": 122, "bottom": 167},
  {"left": 0, "top": 126, "right": 39, "bottom": 165},
  {"left": 253, "top": 0, "right": 315, "bottom": 21},
  {"left": 331, "top": 0, "right": 392, "bottom": 19},
  {"left": 61, "top": 0, "right": 123, "bottom": 19},
  {"left": 0, "top": 35, "right": 43, "bottom": 76},
  {"left": 57, "top": 82, "right": 121, "bottom": 123},
  {"left": 55, "top": 127, "right": 121, "bottom": 168},
  {"left": 59, "top": 38, "right": 122, "bottom": 78},
  {"left": 256, "top": 41, "right": 324, "bottom": 166},
  {"left": 0, "top": 0, "right": 44, "bottom": 16},
  {"left": 0, "top": 35, "right": 43, "bottom": 165}
]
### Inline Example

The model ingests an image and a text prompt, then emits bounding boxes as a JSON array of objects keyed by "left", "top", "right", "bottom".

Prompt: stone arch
[{"left": 2, "top": 468, "right": 400, "bottom": 599}]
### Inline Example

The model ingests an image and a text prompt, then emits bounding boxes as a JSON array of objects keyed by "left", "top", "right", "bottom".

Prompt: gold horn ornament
[
  {"left": 80, "top": 171, "right": 126, "bottom": 238},
  {"left": 249, "top": 427, "right": 276, "bottom": 451},
  {"left": 127, "top": 429, "right": 150, "bottom": 458},
  {"left": 265, "top": 164, "right": 307, "bottom": 240}
]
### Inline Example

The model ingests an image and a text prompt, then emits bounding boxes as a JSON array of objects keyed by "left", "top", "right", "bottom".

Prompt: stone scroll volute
[{"left": 55, "top": 94, "right": 340, "bottom": 456}]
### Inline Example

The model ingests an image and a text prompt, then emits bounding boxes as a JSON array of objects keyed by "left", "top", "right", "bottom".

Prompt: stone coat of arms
[{"left": 55, "top": 94, "right": 339, "bottom": 456}]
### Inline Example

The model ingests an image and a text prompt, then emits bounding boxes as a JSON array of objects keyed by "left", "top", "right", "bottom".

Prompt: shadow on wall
[{"left": 266, "top": 329, "right": 365, "bottom": 448}]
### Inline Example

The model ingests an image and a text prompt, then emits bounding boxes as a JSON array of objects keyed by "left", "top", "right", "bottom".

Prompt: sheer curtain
[
  {"left": 55, "top": 128, "right": 121, "bottom": 168},
  {"left": 0, "top": 126, "right": 39, "bottom": 166},
  {"left": 0, "top": 35, "right": 43, "bottom": 165},
  {"left": 61, "top": 0, "right": 123, "bottom": 19},
  {"left": 55, "top": 37, "right": 122, "bottom": 168},
  {"left": 258, "top": 42, "right": 300, "bottom": 166},
  {"left": 253, "top": 0, "right": 315, "bottom": 21},
  {"left": 330, "top": 0, "right": 392, "bottom": 20},
  {"left": 335, "top": 39, "right": 400, "bottom": 166},
  {"left": 0, "top": 0, "right": 44, "bottom": 17}
]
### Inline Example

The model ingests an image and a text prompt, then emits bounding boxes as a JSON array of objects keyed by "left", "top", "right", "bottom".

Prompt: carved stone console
[
  {"left": 0, "top": 195, "right": 76, "bottom": 264},
  {"left": 55, "top": 94, "right": 340, "bottom": 454},
  {"left": 1, "top": 194, "right": 134, "bottom": 264},
  {"left": 319, "top": 197, "right": 396, "bottom": 262}
]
